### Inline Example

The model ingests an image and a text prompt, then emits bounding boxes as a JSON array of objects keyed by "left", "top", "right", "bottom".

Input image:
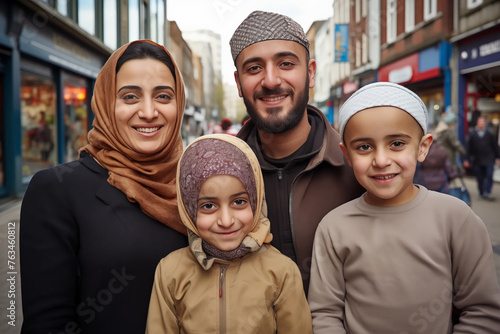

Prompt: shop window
[
  {"left": 21, "top": 73, "right": 57, "bottom": 179},
  {"left": 62, "top": 73, "right": 89, "bottom": 162}
]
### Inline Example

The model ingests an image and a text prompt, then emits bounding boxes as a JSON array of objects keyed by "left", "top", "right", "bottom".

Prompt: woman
[{"left": 20, "top": 40, "right": 188, "bottom": 333}]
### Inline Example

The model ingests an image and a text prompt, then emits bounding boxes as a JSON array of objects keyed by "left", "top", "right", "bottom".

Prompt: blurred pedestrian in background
[
  {"left": 463, "top": 115, "right": 500, "bottom": 200},
  {"left": 416, "top": 139, "right": 458, "bottom": 193},
  {"left": 434, "top": 110, "right": 466, "bottom": 176},
  {"left": 20, "top": 40, "right": 188, "bottom": 333}
]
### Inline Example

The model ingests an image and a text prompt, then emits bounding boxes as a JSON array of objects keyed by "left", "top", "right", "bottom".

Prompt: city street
[{"left": 1, "top": 176, "right": 500, "bottom": 333}]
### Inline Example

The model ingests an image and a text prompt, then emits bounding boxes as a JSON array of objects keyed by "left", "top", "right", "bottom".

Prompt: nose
[
  {"left": 261, "top": 66, "right": 282, "bottom": 89},
  {"left": 372, "top": 149, "right": 391, "bottom": 167},
  {"left": 138, "top": 100, "right": 158, "bottom": 121},
  {"left": 217, "top": 207, "right": 235, "bottom": 228}
]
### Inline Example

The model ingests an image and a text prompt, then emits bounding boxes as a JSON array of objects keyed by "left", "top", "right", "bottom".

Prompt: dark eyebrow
[
  {"left": 197, "top": 191, "right": 248, "bottom": 202},
  {"left": 117, "top": 85, "right": 174, "bottom": 93},
  {"left": 117, "top": 85, "right": 140, "bottom": 93},
  {"left": 349, "top": 133, "right": 412, "bottom": 146},
  {"left": 154, "top": 86, "right": 175, "bottom": 93},
  {"left": 241, "top": 51, "right": 300, "bottom": 69}
]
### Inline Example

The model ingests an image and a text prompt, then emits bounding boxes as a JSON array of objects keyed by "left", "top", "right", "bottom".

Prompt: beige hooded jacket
[{"left": 146, "top": 135, "right": 312, "bottom": 333}]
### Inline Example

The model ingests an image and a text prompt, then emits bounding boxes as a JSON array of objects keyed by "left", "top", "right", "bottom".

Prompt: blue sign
[
  {"left": 334, "top": 24, "right": 349, "bottom": 63},
  {"left": 458, "top": 30, "right": 500, "bottom": 72}
]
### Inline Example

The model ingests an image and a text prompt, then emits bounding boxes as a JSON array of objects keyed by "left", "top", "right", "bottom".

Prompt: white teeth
[
  {"left": 136, "top": 127, "right": 160, "bottom": 133},
  {"left": 262, "top": 96, "right": 285, "bottom": 102},
  {"left": 374, "top": 175, "right": 395, "bottom": 180}
]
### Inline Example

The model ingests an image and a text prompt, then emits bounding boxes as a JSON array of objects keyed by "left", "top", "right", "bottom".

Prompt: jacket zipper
[
  {"left": 289, "top": 161, "right": 322, "bottom": 259},
  {"left": 219, "top": 265, "right": 227, "bottom": 333}
]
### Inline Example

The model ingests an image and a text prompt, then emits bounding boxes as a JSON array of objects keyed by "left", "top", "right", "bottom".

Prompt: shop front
[
  {"left": 378, "top": 42, "right": 452, "bottom": 130},
  {"left": 0, "top": 4, "right": 108, "bottom": 198},
  {"left": 455, "top": 24, "right": 500, "bottom": 144}
]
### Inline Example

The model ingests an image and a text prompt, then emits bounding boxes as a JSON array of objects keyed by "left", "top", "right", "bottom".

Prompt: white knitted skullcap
[
  {"left": 339, "top": 82, "right": 428, "bottom": 141},
  {"left": 229, "top": 10, "right": 310, "bottom": 63}
]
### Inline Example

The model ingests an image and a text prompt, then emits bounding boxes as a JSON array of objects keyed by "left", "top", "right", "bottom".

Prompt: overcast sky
[{"left": 167, "top": 0, "right": 333, "bottom": 83}]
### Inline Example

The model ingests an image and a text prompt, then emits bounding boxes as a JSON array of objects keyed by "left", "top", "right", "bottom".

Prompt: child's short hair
[{"left": 339, "top": 82, "right": 428, "bottom": 140}]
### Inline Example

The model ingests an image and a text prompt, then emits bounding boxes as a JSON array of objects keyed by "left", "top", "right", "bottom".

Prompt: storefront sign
[
  {"left": 343, "top": 81, "right": 359, "bottom": 95},
  {"left": 458, "top": 27, "right": 500, "bottom": 72},
  {"left": 334, "top": 24, "right": 349, "bottom": 63},
  {"left": 19, "top": 24, "right": 105, "bottom": 78},
  {"left": 379, "top": 46, "right": 443, "bottom": 84},
  {"left": 388, "top": 65, "right": 413, "bottom": 84}
]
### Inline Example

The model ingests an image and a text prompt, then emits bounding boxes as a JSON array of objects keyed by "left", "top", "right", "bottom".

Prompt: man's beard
[{"left": 242, "top": 76, "right": 310, "bottom": 134}]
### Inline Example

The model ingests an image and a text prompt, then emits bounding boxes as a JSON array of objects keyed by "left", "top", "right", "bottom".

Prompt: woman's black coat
[{"left": 20, "top": 152, "right": 188, "bottom": 333}]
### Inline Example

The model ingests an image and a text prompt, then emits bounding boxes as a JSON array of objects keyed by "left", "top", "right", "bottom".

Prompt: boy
[
  {"left": 146, "top": 134, "right": 312, "bottom": 333},
  {"left": 308, "top": 82, "right": 500, "bottom": 333}
]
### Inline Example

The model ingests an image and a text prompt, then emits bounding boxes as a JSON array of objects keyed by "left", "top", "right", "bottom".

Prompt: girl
[{"left": 146, "top": 134, "right": 312, "bottom": 333}]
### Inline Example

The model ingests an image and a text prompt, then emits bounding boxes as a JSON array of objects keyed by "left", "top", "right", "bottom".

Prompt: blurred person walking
[
  {"left": 434, "top": 110, "right": 466, "bottom": 175},
  {"left": 463, "top": 115, "right": 500, "bottom": 200},
  {"left": 416, "top": 140, "right": 458, "bottom": 193}
]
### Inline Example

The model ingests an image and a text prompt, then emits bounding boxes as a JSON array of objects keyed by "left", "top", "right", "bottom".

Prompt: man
[
  {"left": 463, "top": 115, "right": 500, "bottom": 200},
  {"left": 230, "top": 10, "right": 364, "bottom": 292}
]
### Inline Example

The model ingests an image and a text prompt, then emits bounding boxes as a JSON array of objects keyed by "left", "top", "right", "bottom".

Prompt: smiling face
[
  {"left": 340, "top": 106, "right": 432, "bottom": 207},
  {"left": 196, "top": 175, "right": 254, "bottom": 251},
  {"left": 114, "top": 58, "right": 177, "bottom": 154},
  {"left": 234, "top": 40, "right": 315, "bottom": 134}
]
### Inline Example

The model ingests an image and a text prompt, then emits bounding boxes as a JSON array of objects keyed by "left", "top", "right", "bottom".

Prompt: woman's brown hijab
[{"left": 80, "top": 39, "right": 186, "bottom": 234}]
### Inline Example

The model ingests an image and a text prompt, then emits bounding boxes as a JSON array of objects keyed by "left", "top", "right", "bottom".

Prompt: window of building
[
  {"left": 78, "top": 0, "right": 96, "bottom": 35},
  {"left": 62, "top": 72, "right": 89, "bottom": 162},
  {"left": 129, "top": 0, "right": 140, "bottom": 41},
  {"left": 362, "top": 33, "right": 368, "bottom": 64},
  {"left": 140, "top": 0, "right": 148, "bottom": 39},
  {"left": 157, "top": 0, "right": 165, "bottom": 45},
  {"left": 356, "top": 0, "right": 360, "bottom": 23},
  {"left": 150, "top": 0, "right": 158, "bottom": 42},
  {"left": 405, "top": 0, "right": 415, "bottom": 32},
  {"left": 387, "top": 0, "right": 397, "bottom": 43},
  {"left": 362, "top": 0, "right": 367, "bottom": 17},
  {"left": 103, "top": 0, "right": 118, "bottom": 49},
  {"left": 467, "top": 0, "right": 483, "bottom": 9},
  {"left": 21, "top": 72, "right": 57, "bottom": 179},
  {"left": 424, "top": 0, "right": 437, "bottom": 21},
  {"left": 356, "top": 38, "right": 361, "bottom": 67}
]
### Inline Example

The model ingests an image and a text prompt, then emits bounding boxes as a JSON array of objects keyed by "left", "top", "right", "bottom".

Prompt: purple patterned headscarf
[{"left": 178, "top": 137, "right": 257, "bottom": 224}]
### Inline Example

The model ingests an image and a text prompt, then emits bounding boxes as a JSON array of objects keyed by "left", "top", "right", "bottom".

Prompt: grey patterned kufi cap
[
  {"left": 230, "top": 10, "right": 310, "bottom": 63},
  {"left": 339, "top": 82, "right": 428, "bottom": 141},
  {"left": 178, "top": 138, "right": 257, "bottom": 224}
]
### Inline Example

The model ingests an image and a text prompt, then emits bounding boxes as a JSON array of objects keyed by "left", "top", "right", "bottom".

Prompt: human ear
[
  {"left": 340, "top": 142, "right": 353, "bottom": 167},
  {"left": 234, "top": 71, "right": 243, "bottom": 97},
  {"left": 308, "top": 59, "right": 316, "bottom": 89},
  {"left": 417, "top": 134, "right": 433, "bottom": 162}
]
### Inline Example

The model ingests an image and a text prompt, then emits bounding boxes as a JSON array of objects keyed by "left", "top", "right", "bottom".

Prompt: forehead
[
  {"left": 116, "top": 58, "right": 174, "bottom": 84},
  {"left": 199, "top": 175, "right": 245, "bottom": 193},
  {"left": 344, "top": 106, "right": 423, "bottom": 138},
  {"left": 235, "top": 39, "right": 308, "bottom": 68}
]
